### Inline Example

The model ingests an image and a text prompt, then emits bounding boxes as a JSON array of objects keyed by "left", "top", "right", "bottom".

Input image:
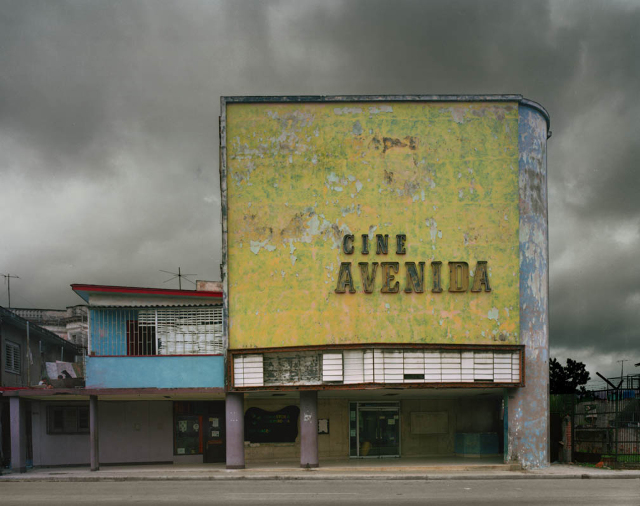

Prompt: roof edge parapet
[
  {"left": 72, "top": 284, "right": 222, "bottom": 297},
  {"left": 221, "top": 94, "right": 550, "bottom": 132}
]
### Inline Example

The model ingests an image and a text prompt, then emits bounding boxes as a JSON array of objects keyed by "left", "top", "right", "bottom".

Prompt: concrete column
[
  {"left": 90, "top": 395, "right": 99, "bottom": 471},
  {"left": 0, "top": 401, "right": 3, "bottom": 476},
  {"left": 300, "top": 390, "right": 318, "bottom": 468},
  {"left": 10, "top": 397, "right": 26, "bottom": 473},
  {"left": 507, "top": 104, "right": 550, "bottom": 469},
  {"left": 561, "top": 415, "right": 572, "bottom": 463},
  {"left": 225, "top": 392, "right": 245, "bottom": 469}
]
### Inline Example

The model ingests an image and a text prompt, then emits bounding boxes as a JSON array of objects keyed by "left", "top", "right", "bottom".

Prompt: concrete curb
[{"left": 2, "top": 472, "right": 640, "bottom": 482}]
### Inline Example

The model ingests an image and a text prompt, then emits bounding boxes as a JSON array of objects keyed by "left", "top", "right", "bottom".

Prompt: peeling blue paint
[
  {"left": 506, "top": 104, "right": 550, "bottom": 469},
  {"left": 86, "top": 355, "right": 225, "bottom": 389},
  {"left": 90, "top": 308, "right": 137, "bottom": 356}
]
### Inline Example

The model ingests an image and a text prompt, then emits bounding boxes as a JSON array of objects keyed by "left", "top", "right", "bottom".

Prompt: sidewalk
[{"left": 2, "top": 460, "right": 640, "bottom": 481}]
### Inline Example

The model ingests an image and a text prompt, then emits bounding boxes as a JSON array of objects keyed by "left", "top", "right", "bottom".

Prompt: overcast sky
[{"left": 1, "top": 0, "right": 639, "bottom": 382}]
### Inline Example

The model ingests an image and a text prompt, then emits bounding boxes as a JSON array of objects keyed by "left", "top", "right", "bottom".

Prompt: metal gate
[{"left": 573, "top": 389, "right": 640, "bottom": 469}]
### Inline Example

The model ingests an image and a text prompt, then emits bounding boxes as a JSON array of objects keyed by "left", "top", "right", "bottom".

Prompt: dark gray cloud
[{"left": 1, "top": 0, "right": 639, "bottom": 379}]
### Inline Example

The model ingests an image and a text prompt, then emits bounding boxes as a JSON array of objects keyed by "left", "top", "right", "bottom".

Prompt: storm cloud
[{"left": 1, "top": 0, "right": 639, "bottom": 381}]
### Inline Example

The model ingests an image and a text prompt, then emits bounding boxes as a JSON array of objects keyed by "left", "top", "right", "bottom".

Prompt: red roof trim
[
  {"left": 71, "top": 284, "right": 222, "bottom": 298},
  {"left": 90, "top": 354, "right": 224, "bottom": 358}
]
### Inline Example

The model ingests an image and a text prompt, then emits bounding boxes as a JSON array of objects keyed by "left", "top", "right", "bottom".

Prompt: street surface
[{"left": 1, "top": 479, "right": 639, "bottom": 505}]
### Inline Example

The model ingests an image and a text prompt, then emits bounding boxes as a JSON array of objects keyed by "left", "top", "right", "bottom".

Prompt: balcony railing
[{"left": 89, "top": 306, "right": 224, "bottom": 356}]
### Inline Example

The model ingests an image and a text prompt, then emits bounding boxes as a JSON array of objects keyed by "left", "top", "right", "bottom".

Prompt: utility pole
[
  {"left": 1, "top": 273, "right": 20, "bottom": 308},
  {"left": 617, "top": 359, "right": 629, "bottom": 378}
]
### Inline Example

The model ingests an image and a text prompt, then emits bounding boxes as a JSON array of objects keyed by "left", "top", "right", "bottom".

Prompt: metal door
[
  {"left": 204, "top": 410, "right": 226, "bottom": 463},
  {"left": 357, "top": 406, "right": 400, "bottom": 458}
]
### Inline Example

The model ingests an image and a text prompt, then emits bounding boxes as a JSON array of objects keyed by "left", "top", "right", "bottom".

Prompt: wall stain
[{"left": 226, "top": 101, "right": 521, "bottom": 348}]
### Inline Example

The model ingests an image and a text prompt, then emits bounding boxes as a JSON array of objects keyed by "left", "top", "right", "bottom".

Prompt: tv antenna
[
  {"left": 160, "top": 268, "right": 196, "bottom": 290},
  {"left": 1, "top": 273, "right": 20, "bottom": 308},
  {"left": 617, "top": 359, "right": 629, "bottom": 378}
]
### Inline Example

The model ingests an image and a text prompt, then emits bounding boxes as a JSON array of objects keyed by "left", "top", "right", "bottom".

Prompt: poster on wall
[{"left": 244, "top": 406, "right": 300, "bottom": 443}]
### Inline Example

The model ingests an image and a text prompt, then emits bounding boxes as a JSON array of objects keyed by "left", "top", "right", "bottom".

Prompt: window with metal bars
[
  {"left": 126, "top": 320, "right": 156, "bottom": 356},
  {"left": 90, "top": 306, "right": 224, "bottom": 356},
  {"left": 5, "top": 341, "right": 21, "bottom": 374}
]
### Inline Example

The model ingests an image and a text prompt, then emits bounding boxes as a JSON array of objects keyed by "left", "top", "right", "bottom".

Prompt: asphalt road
[{"left": 1, "top": 479, "right": 639, "bottom": 505}]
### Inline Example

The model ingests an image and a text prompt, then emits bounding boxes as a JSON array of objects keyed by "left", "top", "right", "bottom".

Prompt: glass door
[{"left": 353, "top": 403, "right": 400, "bottom": 458}]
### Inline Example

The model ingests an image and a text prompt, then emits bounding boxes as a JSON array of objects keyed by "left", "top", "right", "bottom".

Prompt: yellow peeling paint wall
[{"left": 225, "top": 101, "right": 520, "bottom": 348}]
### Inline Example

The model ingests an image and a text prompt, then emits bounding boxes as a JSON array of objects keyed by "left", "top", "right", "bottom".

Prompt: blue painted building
[
  {"left": 6, "top": 282, "right": 227, "bottom": 471},
  {"left": 75, "top": 284, "right": 225, "bottom": 390}
]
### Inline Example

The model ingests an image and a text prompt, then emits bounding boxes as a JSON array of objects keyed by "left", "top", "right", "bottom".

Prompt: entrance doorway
[
  {"left": 174, "top": 401, "right": 225, "bottom": 463},
  {"left": 349, "top": 402, "right": 400, "bottom": 458},
  {"left": 204, "top": 407, "right": 225, "bottom": 464}
]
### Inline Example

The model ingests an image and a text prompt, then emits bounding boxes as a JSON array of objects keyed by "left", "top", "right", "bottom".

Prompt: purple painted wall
[
  {"left": 299, "top": 391, "right": 318, "bottom": 468},
  {"left": 10, "top": 397, "right": 26, "bottom": 472},
  {"left": 31, "top": 401, "right": 90, "bottom": 467},
  {"left": 31, "top": 400, "right": 173, "bottom": 466},
  {"left": 90, "top": 395, "right": 98, "bottom": 471},
  {"left": 173, "top": 454, "right": 203, "bottom": 464},
  {"left": 225, "top": 392, "right": 245, "bottom": 469},
  {"left": 98, "top": 401, "right": 173, "bottom": 464}
]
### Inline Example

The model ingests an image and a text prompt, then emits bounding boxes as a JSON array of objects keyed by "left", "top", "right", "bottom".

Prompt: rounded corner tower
[{"left": 508, "top": 99, "right": 550, "bottom": 469}]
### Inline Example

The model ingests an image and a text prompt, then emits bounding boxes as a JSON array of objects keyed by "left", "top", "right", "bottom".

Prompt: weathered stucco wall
[
  {"left": 225, "top": 101, "right": 520, "bottom": 348},
  {"left": 1, "top": 323, "right": 29, "bottom": 388},
  {"left": 98, "top": 401, "right": 173, "bottom": 464},
  {"left": 400, "top": 399, "right": 456, "bottom": 456},
  {"left": 507, "top": 104, "right": 550, "bottom": 469},
  {"left": 31, "top": 400, "right": 174, "bottom": 466},
  {"left": 318, "top": 398, "right": 349, "bottom": 459},
  {"left": 1, "top": 322, "right": 74, "bottom": 388},
  {"left": 400, "top": 397, "right": 500, "bottom": 456},
  {"left": 31, "top": 401, "right": 90, "bottom": 467},
  {"left": 86, "top": 355, "right": 225, "bottom": 389}
]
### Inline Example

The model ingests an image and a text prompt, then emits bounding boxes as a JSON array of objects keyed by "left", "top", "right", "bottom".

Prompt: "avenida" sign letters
[{"left": 335, "top": 234, "right": 491, "bottom": 294}]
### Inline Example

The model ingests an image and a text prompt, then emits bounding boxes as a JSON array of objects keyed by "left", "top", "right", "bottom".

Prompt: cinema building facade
[{"left": 221, "top": 95, "right": 550, "bottom": 469}]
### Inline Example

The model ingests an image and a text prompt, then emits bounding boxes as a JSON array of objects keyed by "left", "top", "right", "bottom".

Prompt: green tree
[{"left": 550, "top": 358, "right": 590, "bottom": 394}]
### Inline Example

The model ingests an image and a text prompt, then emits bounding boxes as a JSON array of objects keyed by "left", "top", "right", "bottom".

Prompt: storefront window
[
  {"left": 244, "top": 406, "right": 299, "bottom": 443},
  {"left": 175, "top": 414, "right": 202, "bottom": 455}
]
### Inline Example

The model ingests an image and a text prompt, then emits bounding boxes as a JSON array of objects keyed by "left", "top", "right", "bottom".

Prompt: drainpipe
[
  {"left": 0, "top": 318, "right": 3, "bottom": 388},
  {"left": 87, "top": 308, "right": 92, "bottom": 357},
  {"left": 26, "top": 321, "right": 30, "bottom": 387},
  {"left": 155, "top": 309, "right": 159, "bottom": 354}
]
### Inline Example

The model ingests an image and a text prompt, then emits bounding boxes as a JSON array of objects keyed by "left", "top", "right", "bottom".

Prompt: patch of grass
[{"left": 601, "top": 454, "right": 640, "bottom": 463}]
